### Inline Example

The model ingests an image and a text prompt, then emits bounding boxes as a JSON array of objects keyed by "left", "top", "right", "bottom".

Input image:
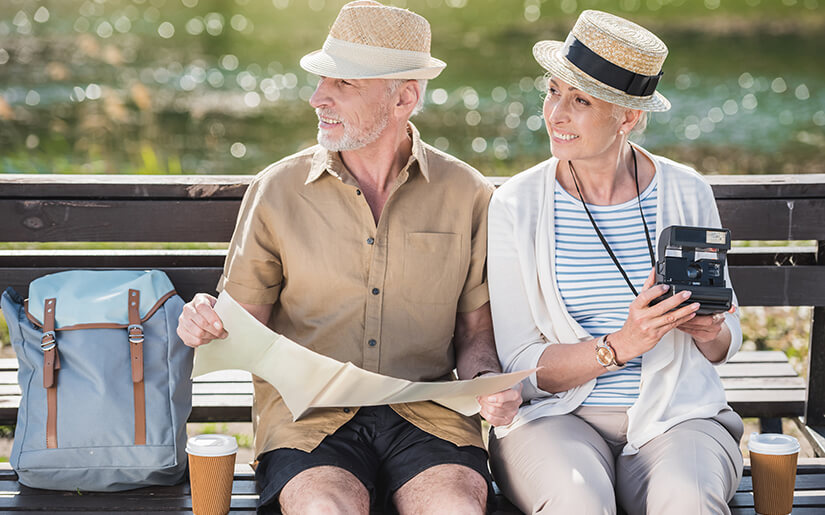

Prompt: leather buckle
[
  {"left": 128, "top": 324, "right": 144, "bottom": 344},
  {"left": 40, "top": 331, "right": 57, "bottom": 352}
]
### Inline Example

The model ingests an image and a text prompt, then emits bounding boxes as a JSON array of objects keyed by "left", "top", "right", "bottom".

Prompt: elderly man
[{"left": 176, "top": 1, "right": 520, "bottom": 513}]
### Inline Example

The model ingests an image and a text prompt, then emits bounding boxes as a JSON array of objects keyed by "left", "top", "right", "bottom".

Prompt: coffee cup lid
[
  {"left": 747, "top": 432, "right": 800, "bottom": 455},
  {"left": 186, "top": 434, "right": 238, "bottom": 457}
]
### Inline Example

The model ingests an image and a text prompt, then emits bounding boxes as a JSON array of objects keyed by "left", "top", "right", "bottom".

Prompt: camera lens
[{"left": 686, "top": 264, "right": 702, "bottom": 280}]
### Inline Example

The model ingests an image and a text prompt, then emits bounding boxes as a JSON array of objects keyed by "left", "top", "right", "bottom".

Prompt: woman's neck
[{"left": 556, "top": 143, "right": 654, "bottom": 206}]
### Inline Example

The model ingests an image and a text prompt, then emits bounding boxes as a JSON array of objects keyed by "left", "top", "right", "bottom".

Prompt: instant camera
[{"left": 653, "top": 225, "right": 733, "bottom": 315}]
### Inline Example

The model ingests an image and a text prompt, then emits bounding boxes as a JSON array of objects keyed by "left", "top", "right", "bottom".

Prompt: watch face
[{"left": 596, "top": 345, "right": 615, "bottom": 366}]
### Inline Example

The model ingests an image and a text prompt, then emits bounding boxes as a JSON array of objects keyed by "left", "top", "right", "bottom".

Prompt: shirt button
[
  {"left": 343, "top": 408, "right": 350, "bottom": 413},
  {"left": 356, "top": 189, "right": 362, "bottom": 195},
  {"left": 366, "top": 237, "right": 374, "bottom": 245},
  {"left": 368, "top": 339, "right": 377, "bottom": 347},
  {"left": 372, "top": 288, "right": 380, "bottom": 295}
]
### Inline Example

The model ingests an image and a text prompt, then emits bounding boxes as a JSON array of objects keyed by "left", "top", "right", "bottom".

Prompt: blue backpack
[{"left": 0, "top": 270, "right": 193, "bottom": 491}]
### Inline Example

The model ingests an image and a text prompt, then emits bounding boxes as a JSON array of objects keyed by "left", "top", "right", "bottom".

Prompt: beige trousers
[{"left": 489, "top": 406, "right": 744, "bottom": 515}]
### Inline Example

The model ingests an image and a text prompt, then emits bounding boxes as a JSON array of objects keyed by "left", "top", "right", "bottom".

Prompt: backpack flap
[{"left": 26, "top": 270, "right": 176, "bottom": 329}]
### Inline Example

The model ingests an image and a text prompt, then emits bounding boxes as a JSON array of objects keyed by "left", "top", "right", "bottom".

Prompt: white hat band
[{"left": 322, "top": 36, "right": 434, "bottom": 74}]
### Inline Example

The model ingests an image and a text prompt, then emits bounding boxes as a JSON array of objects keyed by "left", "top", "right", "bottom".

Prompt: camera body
[{"left": 653, "top": 225, "right": 733, "bottom": 315}]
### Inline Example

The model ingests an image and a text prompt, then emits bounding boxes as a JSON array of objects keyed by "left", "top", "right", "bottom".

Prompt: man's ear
[{"left": 395, "top": 80, "right": 420, "bottom": 118}]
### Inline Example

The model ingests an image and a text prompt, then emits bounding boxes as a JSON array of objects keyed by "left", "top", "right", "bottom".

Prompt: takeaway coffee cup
[
  {"left": 748, "top": 432, "right": 800, "bottom": 515},
  {"left": 186, "top": 434, "right": 238, "bottom": 515}
]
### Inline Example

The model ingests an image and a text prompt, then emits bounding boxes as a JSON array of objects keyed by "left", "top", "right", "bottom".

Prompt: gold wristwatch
[{"left": 595, "top": 334, "right": 624, "bottom": 372}]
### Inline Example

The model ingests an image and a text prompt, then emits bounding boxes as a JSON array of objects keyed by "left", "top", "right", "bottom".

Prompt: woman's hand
[
  {"left": 611, "top": 269, "right": 701, "bottom": 363},
  {"left": 677, "top": 305, "right": 735, "bottom": 344},
  {"left": 678, "top": 305, "right": 736, "bottom": 362}
]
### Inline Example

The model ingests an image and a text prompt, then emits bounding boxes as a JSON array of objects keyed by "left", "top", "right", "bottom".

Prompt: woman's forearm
[{"left": 535, "top": 338, "right": 608, "bottom": 393}]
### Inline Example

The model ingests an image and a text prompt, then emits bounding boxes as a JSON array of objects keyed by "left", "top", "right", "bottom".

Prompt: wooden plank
[
  {"left": 0, "top": 174, "right": 251, "bottom": 199},
  {"left": 716, "top": 198, "right": 825, "bottom": 240},
  {"left": 726, "top": 391, "right": 806, "bottom": 418},
  {"left": 729, "top": 266, "right": 825, "bottom": 306},
  {"left": 1, "top": 176, "right": 825, "bottom": 241},
  {"left": 3, "top": 265, "right": 824, "bottom": 306},
  {"left": 4, "top": 173, "right": 825, "bottom": 199},
  {"left": 0, "top": 268, "right": 222, "bottom": 301},
  {"left": 717, "top": 362, "right": 800, "bottom": 378},
  {"left": 194, "top": 370, "right": 252, "bottom": 382},
  {"left": 0, "top": 200, "right": 240, "bottom": 242},
  {"left": 720, "top": 377, "right": 806, "bottom": 390},
  {"left": 727, "top": 351, "right": 793, "bottom": 363},
  {"left": 0, "top": 249, "right": 813, "bottom": 267}
]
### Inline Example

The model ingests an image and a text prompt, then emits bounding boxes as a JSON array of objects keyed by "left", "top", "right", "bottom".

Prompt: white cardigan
[{"left": 488, "top": 144, "right": 742, "bottom": 455}]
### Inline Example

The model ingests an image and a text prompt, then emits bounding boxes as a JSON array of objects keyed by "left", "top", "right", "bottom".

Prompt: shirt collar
[{"left": 305, "top": 122, "right": 430, "bottom": 185}]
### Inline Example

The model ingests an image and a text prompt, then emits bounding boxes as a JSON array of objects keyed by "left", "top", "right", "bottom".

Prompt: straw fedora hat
[
  {"left": 533, "top": 10, "right": 670, "bottom": 112},
  {"left": 300, "top": 0, "right": 446, "bottom": 80}
]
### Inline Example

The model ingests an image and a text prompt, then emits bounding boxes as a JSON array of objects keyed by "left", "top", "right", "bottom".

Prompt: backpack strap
[
  {"left": 128, "top": 289, "right": 146, "bottom": 446},
  {"left": 42, "top": 298, "right": 60, "bottom": 449}
]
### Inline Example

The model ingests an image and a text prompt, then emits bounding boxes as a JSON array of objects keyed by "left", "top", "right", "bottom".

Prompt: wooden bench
[
  {"left": 0, "top": 460, "right": 823, "bottom": 513},
  {"left": 1, "top": 173, "right": 824, "bottom": 511}
]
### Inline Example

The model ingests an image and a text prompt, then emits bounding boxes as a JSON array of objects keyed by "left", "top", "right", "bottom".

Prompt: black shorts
[{"left": 255, "top": 405, "right": 492, "bottom": 514}]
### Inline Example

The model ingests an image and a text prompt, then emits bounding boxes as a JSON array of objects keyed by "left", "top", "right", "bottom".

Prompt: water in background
[{"left": 0, "top": 0, "right": 823, "bottom": 176}]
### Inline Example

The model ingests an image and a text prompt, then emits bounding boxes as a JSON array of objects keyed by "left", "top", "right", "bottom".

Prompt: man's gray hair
[{"left": 387, "top": 79, "right": 428, "bottom": 116}]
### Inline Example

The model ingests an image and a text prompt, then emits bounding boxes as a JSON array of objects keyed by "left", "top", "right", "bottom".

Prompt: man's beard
[{"left": 316, "top": 104, "right": 391, "bottom": 152}]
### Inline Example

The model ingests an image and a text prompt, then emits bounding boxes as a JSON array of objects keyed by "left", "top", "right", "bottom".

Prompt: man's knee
[
  {"left": 278, "top": 466, "right": 370, "bottom": 515},
  {"left": 394, "top": 464, "right": 487, "bottom": 514}
]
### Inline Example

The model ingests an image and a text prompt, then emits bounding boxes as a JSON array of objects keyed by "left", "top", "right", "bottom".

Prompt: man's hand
[
  {"left": 477, "top": 381, "right": 522, "bottom": 427},
  {"left": 177, "top": 293, "right": 228, "bottom": 348}
]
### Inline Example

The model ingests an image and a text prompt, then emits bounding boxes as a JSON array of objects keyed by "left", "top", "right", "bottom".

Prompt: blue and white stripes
[{"left": 553, "top": 177, "right": 657, "bottom": 406}]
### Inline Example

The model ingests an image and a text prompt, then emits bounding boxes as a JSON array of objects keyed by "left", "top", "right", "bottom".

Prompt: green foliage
[
  {"left": 740, "top": 306, "right": 811, "bottom": 377},
  {"left": 0, "top": 317, "right": 8, "bottom": 351}
]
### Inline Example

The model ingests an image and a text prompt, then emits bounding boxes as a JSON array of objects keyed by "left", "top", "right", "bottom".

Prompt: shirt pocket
[{"left": 402, "top": 232, "right": 461, "bottom": 304}]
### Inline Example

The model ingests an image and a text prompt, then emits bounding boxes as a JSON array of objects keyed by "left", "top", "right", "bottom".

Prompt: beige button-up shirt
[{"left": 218, "top": 124, "right": 495, "bottom": 457}]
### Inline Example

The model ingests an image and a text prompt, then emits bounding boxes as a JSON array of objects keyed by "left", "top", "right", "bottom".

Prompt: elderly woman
[{"left": 487, "top": 10, "right": 744, "bottom": 515}]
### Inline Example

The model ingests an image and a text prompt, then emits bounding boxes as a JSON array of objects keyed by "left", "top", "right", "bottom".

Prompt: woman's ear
[{"left": 620, "top": 108, "right": 644, "bottom": 134}]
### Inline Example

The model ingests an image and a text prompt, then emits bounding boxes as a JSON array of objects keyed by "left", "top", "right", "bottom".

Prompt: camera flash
[{"left": 706, "top": 231, "right": 727, "bottom": 245}]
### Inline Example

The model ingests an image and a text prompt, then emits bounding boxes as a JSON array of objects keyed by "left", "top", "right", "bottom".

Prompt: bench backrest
[{"left": 2, "top": 173, "right": 824, "bottom": 427}]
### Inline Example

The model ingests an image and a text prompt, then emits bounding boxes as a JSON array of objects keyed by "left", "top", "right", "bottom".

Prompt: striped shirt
[{"left": 554, "top": 177, "right": 658, "bottom": 406}]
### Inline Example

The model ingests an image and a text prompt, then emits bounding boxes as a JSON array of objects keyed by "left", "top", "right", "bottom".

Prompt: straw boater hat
[
  {"left": 300, "top": 0, "right": 446, "bottom": 80},
  {"left": 533, "top": 10, "right": 670, "bottom": 112}
]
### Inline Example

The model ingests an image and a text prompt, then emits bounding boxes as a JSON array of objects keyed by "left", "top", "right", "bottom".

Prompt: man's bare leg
[
  {"left": 393, "top": 463, "right": 487, "bottom": 515},
  {"left": 279, "top": 465, "right": 369, "bottom": 515}
]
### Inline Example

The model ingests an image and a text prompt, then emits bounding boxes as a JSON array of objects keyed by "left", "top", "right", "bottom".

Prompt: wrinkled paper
[{"left": 192, "top": 291, "right": 534, "bottom": 421}]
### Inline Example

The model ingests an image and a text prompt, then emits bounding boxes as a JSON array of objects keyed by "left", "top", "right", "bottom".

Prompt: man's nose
[{"left": 309, "top": 77, "right": 331, "bottom": 109}]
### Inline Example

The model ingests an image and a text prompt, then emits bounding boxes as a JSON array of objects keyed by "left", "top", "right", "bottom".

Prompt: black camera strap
[{"left": 568, "top": 145, "right": 655, "bottom": 297}]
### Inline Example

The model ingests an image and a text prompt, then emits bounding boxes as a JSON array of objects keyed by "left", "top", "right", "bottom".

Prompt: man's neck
[
  {"left": 340, "top": 123, "right": 413, "bottom": 194},
  {"left": 339, "top": 122, "right": 413, "bottom": 224}
]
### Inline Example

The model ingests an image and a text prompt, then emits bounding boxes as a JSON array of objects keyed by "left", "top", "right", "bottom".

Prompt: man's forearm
[{"left": 454, "top": 302, "right": 502, "bottom": 380}]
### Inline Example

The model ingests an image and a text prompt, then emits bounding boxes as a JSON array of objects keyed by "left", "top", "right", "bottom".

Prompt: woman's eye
[{"left": 576, "top": 97, "right": 590, "bottom": 106}]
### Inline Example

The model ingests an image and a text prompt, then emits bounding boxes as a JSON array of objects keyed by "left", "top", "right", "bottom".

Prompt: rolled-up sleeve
[
  {"left": 487, "top": 191, "right": 552, "bottom": 401},
  {"left": 217, "top": 175, "right": 283, "bottom": 305},
  {"left": 457, "top": 182, "right": 495, "bottom": 313}
]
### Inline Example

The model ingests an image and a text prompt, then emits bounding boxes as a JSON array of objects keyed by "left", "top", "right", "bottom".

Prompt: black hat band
[{"left": 563, "top": 36, "right": 663, "bottom": 97}]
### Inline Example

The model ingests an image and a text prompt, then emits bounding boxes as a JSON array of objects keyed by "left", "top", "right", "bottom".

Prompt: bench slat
[
  {"left": 3, "top": 264, "right": 824, "bottom": 305},
  {"left": 1, "top": 462, "right": 824, "bottom": 513}
]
